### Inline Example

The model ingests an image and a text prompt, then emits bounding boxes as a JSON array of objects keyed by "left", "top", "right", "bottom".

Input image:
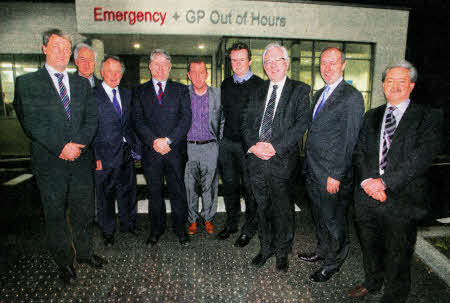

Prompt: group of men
[{"left": 13, "top": 28, "right": 443, "bottom": 303}]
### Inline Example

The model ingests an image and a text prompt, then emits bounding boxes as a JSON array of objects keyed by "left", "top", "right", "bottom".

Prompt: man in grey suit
[
  {"left": 185, "top": 59, "right": 223, "bottom": 236},
  {"left": 74, "top": 43, "right": 101, "bottom": 88},
  {"left": 299, "top": 47, "right": 365, "bottom": 282}
]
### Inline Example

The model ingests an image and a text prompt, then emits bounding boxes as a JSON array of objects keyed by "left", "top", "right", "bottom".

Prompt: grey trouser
[{"left": 185, "top": 142, "right": 219, "bottom": 223}]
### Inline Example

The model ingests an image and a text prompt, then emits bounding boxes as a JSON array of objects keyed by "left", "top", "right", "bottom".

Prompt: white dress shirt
[
  {"left": 45, "top": 63, "right": 70, "bottom": 99},
  {"left": 259, "top": 76, "right": 287, "bottom": 136}
]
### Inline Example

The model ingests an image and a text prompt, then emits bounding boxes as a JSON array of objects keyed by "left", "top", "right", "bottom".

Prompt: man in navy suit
[
  {"left": 299, "top": 47, "right": 365, "bottom": 282},
  {"left": 134, "top": 49, "right": 192, "bottom": 246},
  {"left": 93, "top": 55, "right": 139, "bottom": 247},
  {"left": 348, "top": 60, "right": 443, "bottom": 303},
  {"left": 13, "top": 29, "right": 106, "bottom": 285}
]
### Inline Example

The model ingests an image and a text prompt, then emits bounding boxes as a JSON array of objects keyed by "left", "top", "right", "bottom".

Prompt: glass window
[
  {"left": 344, "top": 60, "right": 372, "bottom": 92},
  {"left": 346, "top": 43, "right": 372, "bottom": 59},
  {"left": 0, "top": 55, "right": 15, "bottom": 117}
]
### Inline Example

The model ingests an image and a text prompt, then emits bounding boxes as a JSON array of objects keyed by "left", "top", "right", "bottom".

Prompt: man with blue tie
[
  {"left": 13, "top": 29, "right": 106, "bottom": 285},
  {"left": 348, "top": 60, "right": 443, "bottom": 303},
  {"left": 134, "top": 49, "right": 192, "bottom": 247},
  {"left": 300, "top": 47, "right": 365, "bottom": 282},
  {"left": 93, "top": 56, "right": 140, "bottom": 247}
]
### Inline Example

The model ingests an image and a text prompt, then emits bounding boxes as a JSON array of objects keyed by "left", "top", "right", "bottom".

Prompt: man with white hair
[
  {"left": 74, "top": 42, "right": 101, "bottom": 88},
  {"left": 242, "top": 43, "right": 310, "bottom": 272}
]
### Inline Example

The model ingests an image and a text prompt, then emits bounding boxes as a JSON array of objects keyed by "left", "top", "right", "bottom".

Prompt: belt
[{"left": 187, "top": 139, "right": 216, "bottom": 145}]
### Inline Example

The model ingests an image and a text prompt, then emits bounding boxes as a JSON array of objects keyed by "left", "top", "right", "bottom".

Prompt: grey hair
[
  {"left": 101, "top": 55, "right": 126, "bottom": 74},
  {"left": 382, "top": 60, "right": 418, "bottom": 83},
  {"left": 42, "top": 28, "right": 72, "bottom": 47},
  {"left": 262, "top": 43, "right": 290, "bottom": 65},
  {"left": 320, "top": 47, "right": 346, "bottom": 63},
  {"left": 74, "top": 43, "right": 97, "bottom": 61},
  {"left": 149, "top": 49, "right": 171, "bottom": 64}
]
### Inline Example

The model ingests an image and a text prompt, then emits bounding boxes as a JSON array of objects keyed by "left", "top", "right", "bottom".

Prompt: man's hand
[
  {"left": 326, "top": 177, "right": 340, "bottom": 194},
  {"left": 153, "top": 138, "right": 171, "bottom": 155},
  {"left": 249, "top": 142, "right": 276, "bottom": 160},
  {"left": 361, "top": 178, "right": 387, "bottom": 202},
  {"left": 96, "top": 160, "right": 102, "bottom": 171},
  {"left": 59, "top": 142, "right": 85, "bottom": 161}
]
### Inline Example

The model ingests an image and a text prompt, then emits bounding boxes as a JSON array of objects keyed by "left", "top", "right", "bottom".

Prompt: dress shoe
[
  {"left": 217, "top": 227, "right": 238, "bottom": 240},
  {"left": 251, "top": 253, "right": 273, "bottom": 267},
  {"left": 146, "top": 234, "right": 160, "bottom": 247},
  {"left": 187, "top": 222, "right": 197, "bottom": 235},
  {"left": 103, "top": 235, "right": 114, "bottom": 247},
  {"left": 204, "top": 221, "right": 214, "bottom": 234},
  {"left": 276, "top": 256, "right": 289, "bottom": 272},
  {"left": 298, "top": 252, "right": 324, "bottom": 263},
  {"left": 234, "top": 234, "right": 251, "bottom": 248},
  {"left": 178, "top": 234, "right": 190, "bottom": 246},
  {"left": 347, "top": 285, "right": 370, "bottom": 298},
  {"left": 309, "top": 267, "right": 339, "bottom": 282},
  {"left": 59, "top": 264, "right": 77, "bottom": 285},
  {"left": 78, "top": 254, "right": 108, "bottom": 269}
]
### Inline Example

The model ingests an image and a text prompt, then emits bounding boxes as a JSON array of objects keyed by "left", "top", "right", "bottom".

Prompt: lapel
[
  {"left": 97, "top": 85, "right": 123, "bottom": 123},
  {"left": 272, "top": 77, "right": 292, "bottom": 129},
  {"left": 372, "top": 104, "right": 386, "bottom": 150},
  {"left": 254, "top": 81, "right": 270, "bottom": 131},
  {"left": 313, "top": 80, "right": 345, "bottom": 120},
  {"left": 146, "top": 79, "right": 158, "bottom": 105},
  {"left": 68, "top": 73, "right": 83, "bottom": 124},
  {"left": 390, "top": 101, "right": 420, "bottom": 147},
  {"left": 118, "top": 87, "right": 128, "bottom": 122},
  {"left": 40, "top": 69, "right": 70, "bottom": 119},
  {"left": 161, "top": 79, "right": 172, "bottom": 104},
  {"left": 207, "top": 86, "right": 215, "bottom": 130}
]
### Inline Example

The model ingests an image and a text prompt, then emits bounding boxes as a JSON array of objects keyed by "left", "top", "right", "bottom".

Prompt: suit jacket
[
  {"left": 93, "top": 85, "right": 138, "bottom": 169},
  {"left": 353, "top": 102, "right": 443, "bottom": 219},
  {"left": 242, "top": 77, "right": 310, "bottom": 179},
  {"left": 188, "top": 85, "right": 224, "bottom": 142},
  {"left": 305, "top": 80, "right": 365, "bottom": 188},
  {"left": 134, "top": 79, "right": 192, "bottom": 161},
  {"left": 14, "top": 68, "right": 98, "bottom": 174}
]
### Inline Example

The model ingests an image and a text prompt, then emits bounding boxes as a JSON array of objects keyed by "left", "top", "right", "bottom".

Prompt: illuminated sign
[{"left": 93, "top": 7, "right": 167, "bottom": 25}]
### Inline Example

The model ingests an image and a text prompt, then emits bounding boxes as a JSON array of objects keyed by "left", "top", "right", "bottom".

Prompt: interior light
[
  {"left": 133, "top": 43, "right": 141, "bottom": 49},
  {"left": 198, "top": 44, "right": 205, "bottom": 49}
]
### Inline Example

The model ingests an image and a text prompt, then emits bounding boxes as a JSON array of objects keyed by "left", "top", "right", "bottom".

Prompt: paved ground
[{"left": 1, "top": 205, "right": 449, "bottom": 302}]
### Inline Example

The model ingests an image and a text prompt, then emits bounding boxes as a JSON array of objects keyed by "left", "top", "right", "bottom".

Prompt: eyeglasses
[{"left": 264, "top": 58, "right": 286, "bottom": 66}]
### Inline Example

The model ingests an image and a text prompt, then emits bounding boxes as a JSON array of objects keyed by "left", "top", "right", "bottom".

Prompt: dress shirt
[
  {"left": 312, "top": 77, "right": 343, "bottom": 118},
  {"left": 102, "top": 82, "right": 122, "bottom": 110},
  {"left": 152, "top": 78, "right": 167, "bottom": 95},
  {"left": 187, "top": 87, "right": 214, "bottom": 141},
  {"left": 45, "top": 63, "right": 70, "bottom": 99},
  {"left": 258, "top": 76, "right": 287, "bottom": 136},
  {"left": 233, "top": 70, "right": 254, "bottom": 84},
  {"left": 378, "top": 99, "right": 410, "bottom": 175}
]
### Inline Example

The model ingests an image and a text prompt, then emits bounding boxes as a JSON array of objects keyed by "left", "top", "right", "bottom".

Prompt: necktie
[
  {"left": 157, "top": 82, "right": 163, "bottom": 105},
  {"left": 54, "top": 73, "right": 71, "bottom": 119},
  {"left": 380, "top": 106, "right": 397, "bottom": 172},
  {"left": 313, "top": 85, "right": 330, "bottom": 119},
  {"left": 112, "top": 88, "right": 122, "bottom": 118},
  {"left": 259, "top": 85, "right": 278, "bottom": 142}
]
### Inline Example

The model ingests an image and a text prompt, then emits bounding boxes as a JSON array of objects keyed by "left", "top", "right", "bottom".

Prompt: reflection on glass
[
  {"left": 346, "top": 43, "right": 371, "bottom": 59},
  {"left": 345, "top": 60, "right": 371, "bottom": 92}
]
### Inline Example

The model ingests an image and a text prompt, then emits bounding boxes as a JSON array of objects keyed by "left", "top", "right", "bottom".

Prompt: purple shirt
[{"left": 187, "top": 87, "right": 214, "bottom": 141}]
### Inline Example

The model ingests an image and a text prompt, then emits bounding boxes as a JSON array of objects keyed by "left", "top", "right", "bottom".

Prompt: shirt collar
[
  {"left": 326, "top": 77, "right": 343, "bottom": 90},
  {"left": 45, "top": 63, "right": 68, "bottom": 78},
  {"left": 270, "top": 76, "right": 287, "bottom": 89},
  {"left": 233, "top": 70, "right": 253, "bottom": 83},
  {"left": 387, "top": 99, "right": 410, "bottom": 114},
  {"left": 102, "top": 81, "right": 118, "bottom": 94}
]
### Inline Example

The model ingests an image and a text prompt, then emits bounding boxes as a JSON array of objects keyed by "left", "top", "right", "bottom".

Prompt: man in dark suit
[
  {"left": 299, "top": 47, "right": 365, "bottom": 282},
  {"left": 185, "top": 59, "right": 223, "bottom": 236},
  {"left": 242, "top": 43, "right": 310, "bottom": 272},
  {"left": 347, "top": 60, "right": 443, "bottom": 303},
  {"left": 134, "top": 49, "right": 192, "bottom": 246},
  {"left": 93, "top": 56, "right": 139, "bottom": 247},
  {"left": 13, "top": 29, "right": 106, "bottom": 285},
  {"left": 74, "top": 43, "right": 101, "bottom": 88},
  {"left": 218, "top": 42, "right": 264, "bottom": 247}
]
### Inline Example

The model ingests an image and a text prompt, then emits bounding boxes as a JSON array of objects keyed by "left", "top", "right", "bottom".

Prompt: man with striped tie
[
  {"left": 300, "top": 47, "right": 365, "bottom": 282},
  {"left": 348, "top": 60, "right": 443, "bottom": 303},
  {"left": 13, "top": 29, "right": 105, "bottom": 286}
]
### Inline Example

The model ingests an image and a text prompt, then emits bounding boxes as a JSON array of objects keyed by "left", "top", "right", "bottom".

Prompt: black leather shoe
[
  {"left": 234, "top": 234, "right": 251, "bottom": 247},
  {"left": 78, "top": 254, "right": 108, "bottom": 269},
  {"left": 251, "top": 253, "right": 273, "bottom": 267},
  {"left": 146, "top": 234, "right": 160, "bottom": 247},
  {"left": 298, "top": 253, "right": 324, "bottom": 263},
  {"left": 276, "top": 256, "right": 289, "bottom": 272},
  {"left": 178, "top": 234, "right": 190, "bottom": 246},
  {"left": 309, "top": 267, "right": 339, "bottom": 282},
  {"left": 59, "top": 264, "right": 77, "bottom": 285},
  {"left": 217, "top": 227, "right": 238, "bottom": 240},
  {"left": 103, "top": 235, "right": 114, "bottom": 247}
]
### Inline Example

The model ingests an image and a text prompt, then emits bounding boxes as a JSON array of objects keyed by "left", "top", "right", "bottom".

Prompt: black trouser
[
  {"left": 250, "top": 162, "right": 295, "bottom": 257},
  {"left": 95, "top": 160, "right": 137, "bottom": 237},
  {"left": 142, "top": 154, "right": 188, "bottom": 237},
  {"left": 306, "top": 179, "right": 350, "bottom": 272},
  {"left": 35, "top": 166, "right": 94, "bottom": 268},
  {"left": 219, "top": 137, "right": 257, "bottom": 237},
  {"left": 355, "top": 202, "right": 417, "bottom": 303}
]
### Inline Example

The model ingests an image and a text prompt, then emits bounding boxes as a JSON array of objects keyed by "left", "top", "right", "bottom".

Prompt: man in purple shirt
[{"left": 185, "top": 59, "right": 223, "bottom": 236}]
